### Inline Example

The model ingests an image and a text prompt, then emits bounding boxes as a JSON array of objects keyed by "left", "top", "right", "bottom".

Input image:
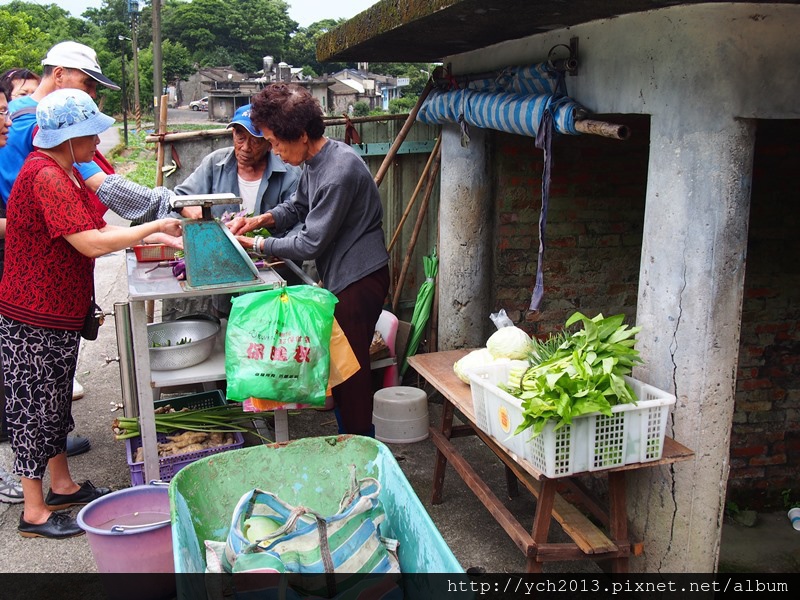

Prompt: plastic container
[
  {"left": 126, "top": 390, "right": 245, "bottom": 486},
  {"left": 169, "top": 435, "right": 462, "bottom": 584},
  {"left": 77, "top": 482, "right": 174, "bottom": 575},
  {"left": 372, "top": 386, "right": 429, "bottom": 443},
  {"left": 788, "top": 507, "right": 800, "bottom": 531},
  {"left": 133, "top": 244, "right": 178, "bottom": 262},
  {"left": 468, "top": 362, "right": 676, "bottom": 478}
]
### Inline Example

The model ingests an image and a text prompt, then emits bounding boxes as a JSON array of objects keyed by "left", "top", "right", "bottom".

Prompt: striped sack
[{"left": 222, "top": 466, "right": 400, "bottom": 596}]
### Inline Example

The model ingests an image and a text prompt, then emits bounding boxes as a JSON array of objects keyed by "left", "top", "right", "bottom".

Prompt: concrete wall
[{"left": 437, "top": 3, "right": 800, "bottom": 572}]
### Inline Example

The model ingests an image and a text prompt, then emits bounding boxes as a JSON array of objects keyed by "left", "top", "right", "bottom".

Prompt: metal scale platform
[{"left": 172, "top": 193, "right": 260, "bottom": 290}]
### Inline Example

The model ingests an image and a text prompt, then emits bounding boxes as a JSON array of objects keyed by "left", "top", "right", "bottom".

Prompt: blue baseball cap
[
  {"left": 227, "top": 104, "right": 262, "bottom": 138},
  {"left": 33, "top": 88, "right": 115, "bottom": 149}
]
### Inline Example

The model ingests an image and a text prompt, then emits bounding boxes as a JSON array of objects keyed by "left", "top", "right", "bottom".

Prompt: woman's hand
[
  {"left": 236, "top": 235, "right": 256, "bottom": 251},
  {"left": 158, "top": 218, "right": 183, "bottom": 238},
  {"left": 228, "top": 213, "right": 274, "bottom": 235},
  {"left": 143, "top": 232, "right": 183, "bottom": 249}
]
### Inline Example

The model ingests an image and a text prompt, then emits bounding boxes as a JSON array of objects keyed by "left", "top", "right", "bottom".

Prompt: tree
[
  {"left": 162, "top": 39, "right": 193, "bottom": 84},
  {"left": 285, "top": 19, "right": 351, "bottom": 77},
  {"left": 389, "top": 96, "right": 417, "bottom": 114},
  {"left": 162, "top": 0, "right": 297, "bottom": 72},
  {"left": 0, "top": 9, "right": 50, "bottom": 71},
  {"left": 352, "top": 101, "right": 369, "bottom": 117}
]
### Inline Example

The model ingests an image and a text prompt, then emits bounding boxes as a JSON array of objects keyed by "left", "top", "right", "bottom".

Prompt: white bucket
[
  {"left": 373, "top": 386, "right": 429, "bottom": 443},
  {"left": 788, "top": 507, "right": 800, "bottom": 531}
]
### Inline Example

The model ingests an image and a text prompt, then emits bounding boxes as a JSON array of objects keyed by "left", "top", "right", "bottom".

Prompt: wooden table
[{"left": 408, "top": 349, "right": 694, "bottom": 573}]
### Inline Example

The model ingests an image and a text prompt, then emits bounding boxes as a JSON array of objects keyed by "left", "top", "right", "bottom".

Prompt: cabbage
[
  {"left": 486, "top": 326, "right": 534, "bottom": 360},
  {"left": 453, "top": 349, "right": 495, "bottom": 384},
  {"left": 453, "top": 348, "right": 529, "bottom": 384}
]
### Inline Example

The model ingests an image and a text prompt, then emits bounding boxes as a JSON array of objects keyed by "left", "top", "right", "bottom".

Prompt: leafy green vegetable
[
  {"left": 150, "top": 337, "right": 192, "bottom": 348},
  {"left": 502, "top": 312, "right": 643, "bottom": 439}
]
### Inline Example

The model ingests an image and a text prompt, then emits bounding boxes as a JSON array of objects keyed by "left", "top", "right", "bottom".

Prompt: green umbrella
[{"left": 400, "top": 248, "right": 438, "bottom": 376}]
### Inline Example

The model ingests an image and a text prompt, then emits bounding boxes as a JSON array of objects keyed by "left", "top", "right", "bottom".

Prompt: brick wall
[
  {"left": 489, "top": 115, "right": 799, "bottom": 510},
  {"left": 727, "top": 120, "right": 800, "bottom": 511},
  {"left": 491, "top": 115, "right": 649, "bottom": 337}
]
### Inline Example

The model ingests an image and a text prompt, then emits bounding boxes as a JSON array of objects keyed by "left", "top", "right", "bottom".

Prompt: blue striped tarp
[
  {"left": 417, "top": 63, "right": 584, "bottom": 137},
  {"left": 466, "top": 63, "right": 558, "bottom": 95},
  {"left": 418, "top": 88, "right": 582, "bottom": 136}
]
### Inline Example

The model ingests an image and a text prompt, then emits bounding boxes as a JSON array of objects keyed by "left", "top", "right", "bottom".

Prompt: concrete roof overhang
[{"left": 317, "top": 0, "right": 797, "bottom": 63}]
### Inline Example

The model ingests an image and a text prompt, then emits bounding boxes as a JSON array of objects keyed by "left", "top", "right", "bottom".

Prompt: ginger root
[{"left": 165, "top": 431, "right": 209, "bottom": 448}]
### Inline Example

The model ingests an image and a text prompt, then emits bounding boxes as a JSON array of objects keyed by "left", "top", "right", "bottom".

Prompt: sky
[{"left": 4, "top": 0, "right": 378, "bottom": 28}]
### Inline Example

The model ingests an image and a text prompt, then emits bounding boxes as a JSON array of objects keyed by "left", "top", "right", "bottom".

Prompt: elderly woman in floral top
[{"left": 0, "top": 88, "right": 182, "bottom": 539}]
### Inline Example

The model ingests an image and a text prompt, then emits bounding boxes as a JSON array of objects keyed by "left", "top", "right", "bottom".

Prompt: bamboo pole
[
  {"left": 574, "top": 118, "right": 630, "bottom": 140},
  {"left": 148, "top": 94, "right": 169, "bottom": 324},
  {"left": 155, "top": 94, "right": 168, "bottom": 186},
  {"left": 324, "top": 113, "right": 409, "bottom": 126},
  {"left": 374, "top": 78, "right": 434, "bottom": 188},
  {"left": 145, "top": 128, "right": 231, "bottom": 144},
  {"left": 387, "top": 135, "right": 441, "bottom": 253},
  {"left": 391, "top": 147, "right": 440, "bottom": 314},
  {"left": 143, "top": 114, "right": 411, "bottom": 144}
]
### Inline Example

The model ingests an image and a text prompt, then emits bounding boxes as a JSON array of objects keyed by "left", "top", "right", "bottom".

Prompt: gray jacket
[{"left": 263, "top": 139, "right": 388, "bottom": 295}]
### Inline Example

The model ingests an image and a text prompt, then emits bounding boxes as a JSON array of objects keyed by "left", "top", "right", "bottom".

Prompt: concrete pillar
[
  {"left": 437, "top": 124, "right": 493, "bottom": 349},
  {"left": 629, "top": 114, "right": 755, "bottom": 572}
]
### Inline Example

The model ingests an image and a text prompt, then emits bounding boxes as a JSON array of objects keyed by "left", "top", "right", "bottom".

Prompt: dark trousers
[
  {"left": 0, "top": 240, "right": 7, "bottom": 440},
  {"left": 331, "top": 265, "right": 389, "bottom": 435}
]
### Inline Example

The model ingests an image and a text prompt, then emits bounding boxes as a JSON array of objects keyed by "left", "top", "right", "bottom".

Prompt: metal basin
[{"left": 147, "top": 320, "right": 220, "bottom": 371}]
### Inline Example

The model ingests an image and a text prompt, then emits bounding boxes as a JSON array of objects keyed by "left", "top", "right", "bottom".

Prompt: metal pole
[
  {"left": 152, "top": 0, "right": 163, "bottom": 121},
  {"left": 113, "top": 302, "right": 138, "bottom": 417},
  {"left": 131, "top": 15, "right": 141, "bottom": 132},
  {"left": 117, "top": 36, "right": 129, "bottom": 146}
]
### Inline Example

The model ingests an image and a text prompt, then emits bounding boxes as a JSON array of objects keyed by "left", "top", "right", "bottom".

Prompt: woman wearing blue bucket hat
[{"left": 0, "top": 88, "right": 182, "bottom": 539}]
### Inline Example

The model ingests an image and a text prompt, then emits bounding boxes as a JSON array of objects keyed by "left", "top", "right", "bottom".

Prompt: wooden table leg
[
  {"left": 607, "top": 470, "right": 629, "bottom": 573},
  {"left": 505, "top": 465, "right": 520, "bottom": 498},
  {"left": 431, "top": 399, "right": 455, "bottom": 505},
  {"left": 526, "top": 478, "right": 557, "bottom": 572}
]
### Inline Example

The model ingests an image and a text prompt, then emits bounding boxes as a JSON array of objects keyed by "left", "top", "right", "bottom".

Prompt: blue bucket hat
[
  {"left": 33, "top": 88, "right": 115, "bottom": 149},
  {"left": 227, "top": 104, "right": 262, "bottom": 138}
]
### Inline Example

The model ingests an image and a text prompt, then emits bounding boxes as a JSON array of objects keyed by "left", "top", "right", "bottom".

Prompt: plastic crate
[
  {"left": 132, "top": 244, "right": 178, "bottom": 262},
  {"left": 125, "top": 390, "right": 245, "bottom": 486},
  {"left": 468, "top": 363, "right": 676, "bottom": 478}
]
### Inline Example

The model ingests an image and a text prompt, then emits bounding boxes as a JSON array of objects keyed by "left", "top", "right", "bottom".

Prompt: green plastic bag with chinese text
[{"left": 225, "top": 285, "right": 338, "bottom": 406}]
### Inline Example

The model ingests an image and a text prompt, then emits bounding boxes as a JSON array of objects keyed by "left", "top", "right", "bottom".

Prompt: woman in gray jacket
[{"left": 230, "top": 83, "right": 389, "bottom": 437}]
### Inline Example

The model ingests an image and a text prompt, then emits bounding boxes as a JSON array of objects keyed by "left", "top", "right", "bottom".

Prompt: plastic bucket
[
  {"left": 372, "top": 386, "right": 429, "bottom": 443},
  {"left": 77, "top": 483, "right": 175, "bottom": 577}
]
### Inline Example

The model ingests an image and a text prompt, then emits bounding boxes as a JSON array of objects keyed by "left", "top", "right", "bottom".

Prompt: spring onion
[{"left": 112, "top": 403, "right": 272, "bottom": 442}]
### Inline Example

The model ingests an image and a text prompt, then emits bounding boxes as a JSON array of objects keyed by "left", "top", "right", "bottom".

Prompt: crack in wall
[{"left": 658, "top": 260, "right": 687, "bottom": 571}]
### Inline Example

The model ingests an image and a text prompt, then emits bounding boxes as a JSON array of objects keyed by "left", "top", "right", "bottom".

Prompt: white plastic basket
[{"left": 468, "top": 363, "right": 676, "bottom": 478}]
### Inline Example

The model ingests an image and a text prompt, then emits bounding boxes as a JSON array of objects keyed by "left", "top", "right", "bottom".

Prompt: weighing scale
[{"left": 172, "top": 193, "right": 260, "bottom": 290}]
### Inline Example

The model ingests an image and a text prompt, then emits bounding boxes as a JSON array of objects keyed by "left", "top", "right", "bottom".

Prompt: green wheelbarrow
[{"left": 169, "top": 435, "right": 463, "bottom": 593}]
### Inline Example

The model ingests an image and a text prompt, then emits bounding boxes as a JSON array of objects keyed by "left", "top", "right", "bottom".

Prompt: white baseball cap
[{"left": 42, "top": 41, "right": 120, "bottom": 91}]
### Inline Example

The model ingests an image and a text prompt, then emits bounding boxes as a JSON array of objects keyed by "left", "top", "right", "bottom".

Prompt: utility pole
[
  {"left": 131, "top": 16, "right": 141, "bottom": 132},
  {"left": 152, "top": 0, "right": 163, "bottom": 121},
  {"left": 117, "top": 35, "right": 129, "bottom": 146},
  {"left": 127, "top": 0, "right": 141, "bottom": 132}
]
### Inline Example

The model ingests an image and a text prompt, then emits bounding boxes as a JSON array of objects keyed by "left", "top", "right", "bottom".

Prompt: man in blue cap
[
  {"left": 144, "top": 104, "right": 301, "bottom": 320},
  {"left": 173, "top": 104, "right": 301, "bottom": 218}
]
